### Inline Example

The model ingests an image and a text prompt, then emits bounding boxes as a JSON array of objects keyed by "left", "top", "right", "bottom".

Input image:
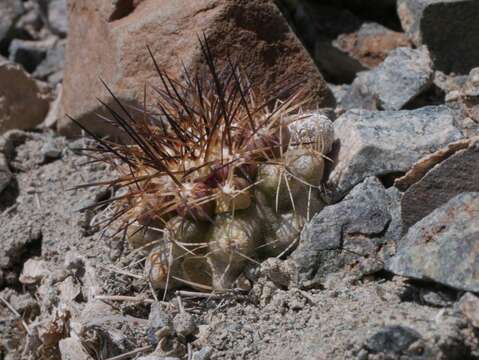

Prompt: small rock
[
  {"left": 290, "top": 177, "right": 400, "bottom": 288},
  {"left": 342, "top": 46, "right": 433, "bottom": 111},
  {"left": 192, "top": 347, "right": 212, "bottom": 360},
  {"left": 335, "top": 22, "right": 412, "bottom": 69},
  {"left": 0, "top": 0, "right": 24, "bottom": 43},
  {"left": 0, "top": 57, "right": 50, "bottom": 135},
  {"left": 329, "top": 106, "right": 464, "bottom": 196},
  {"left": 148, "top": 302, "right": 174, "bottom": 345},
  {"left": 397, "top": 0, "right": 479, "bottom": 74},
  {"left": 41, "top": 140, "right": 62, "bottom": 161},
  {"left": 387, "top": 192, "right": 479, "bottom": 292},
  {"left": 59, "top": 337, "right": 94, "bottom": 360},
  {"left": 401, "top": 138, "right": 479, "bottom": 231},
  {"left": 172, "top": 312, "right": 197, "bottom": 338},
  {"left": 458, "top": 293, "right": 479, "bottom": 328},
  {"left": 365, "top": 325, "right": 421, "bottom": 355},
  {"left": 19, "top": 258, "right": 50, "bottom": 285}
]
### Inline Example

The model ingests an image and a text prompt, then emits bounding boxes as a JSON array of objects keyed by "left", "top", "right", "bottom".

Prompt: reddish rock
[
  {"left": 335, "top": 23, "right": 412, "bottom": 69},
  {"left": 59, "top": 0, "right": 334, "bottom": 137}
]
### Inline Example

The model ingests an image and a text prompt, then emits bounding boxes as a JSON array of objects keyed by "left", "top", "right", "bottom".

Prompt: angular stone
[
  {"left": 0, "top": 57, "right": 50, "bottom": 135},
  {"left": 59, "top": 337, "right": 94, "bottom": 360},
  {"left": 328, "top": 106, "right": 464, "bottom": 196},
  {"left": 397, "top": 0, "right": 479, "bottom": 74},
  {"left": 59, "top": 0, "right": 334, "bottom": 137},
  {"left": 401, "top": 139, "right": 479, "bottom": 231},
  {"left": 386, "top": 192, "right": 479, "bottom": 292},
  {"left": 341, "top": 46, "right": 433, "bottom": 111},
  {"left": 290, "top": 177, "right": 401, "bottom": 287},
  {"left": 335, "top": 22, "right": 412, "bottom": 69},
  {"left": 0, "top": 0, "right": 24, "bottom": 42},
  {"left": 458, "top": 293, "right": 479, "bottom": 328}
]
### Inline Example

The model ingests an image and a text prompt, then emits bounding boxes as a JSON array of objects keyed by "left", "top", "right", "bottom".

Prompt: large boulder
[
  {"left": 397, "top": 0, "right": 479, "bottom": 74},
  {"left": 328, "top": 106, "right": 464, "bottom": 196},
  {"left": 59, "top": 0, "right": 334, "bottom": 137},
  {"left": 0, "top": 57, "right": 50, "bottom": 135},
  {"left": 387, "top": 192, "right": 479, "bottom": 292}
]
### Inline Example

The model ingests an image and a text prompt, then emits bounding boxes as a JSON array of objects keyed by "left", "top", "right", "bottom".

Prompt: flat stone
[
  {"left": 290, "top": 177, "right": 401, "bottom": 288},
  {"left": 0, "top": 57, "right": 50, "bottom": 135},
  {"left": 397, "top": 0, "right": 479, "bottom": 74},
  {"left": 328, "top": 106, "right": 464, "bottom": 196},
  {"left": 386, "top": 192, "right": 479, "bottom": 292},
  {"left": 341, "top": 46, "right": 433, "bottom": 111},
  {"left": 401, "top": 138, "right": 479, "bottom": 231},
  {"left": 59, "top": 0, "right": 334, "bottom": 137}
]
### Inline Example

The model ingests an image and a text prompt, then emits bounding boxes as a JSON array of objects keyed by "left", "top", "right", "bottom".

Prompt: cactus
[{"left": 74, "top": 37, "right": 334, "bottom": 292}]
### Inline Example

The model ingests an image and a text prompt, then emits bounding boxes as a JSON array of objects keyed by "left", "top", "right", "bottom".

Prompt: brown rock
[
  {"left": 394, "top": 137, "right": 475, "bottom": 191},
  {"left": 59, "top": 0, "right": 334, "bottom": 137},
  {"left": 0, "top": 57, "right": 50, "bottom": 135},
  {"left": 401, "top": 138, "right": 479, "bottom": 231},
  {"left": 335, "top": 22, "right": 412, "bottom": 69}
]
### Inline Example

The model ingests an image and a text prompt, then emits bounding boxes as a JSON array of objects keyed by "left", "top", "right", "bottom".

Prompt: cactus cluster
[{"left": 76, "top": 37, "right": 334, "bottom": 291}]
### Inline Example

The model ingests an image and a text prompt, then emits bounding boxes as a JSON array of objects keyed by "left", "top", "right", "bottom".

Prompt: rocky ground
[{"left": 1, "top": 1, "right": 479, "bottom": 360}]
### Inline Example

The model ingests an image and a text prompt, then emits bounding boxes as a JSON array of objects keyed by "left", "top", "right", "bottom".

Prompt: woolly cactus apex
[
  {"left": 146, "top": 217, "right": 209, "bottom": 290},
  {"left": 215, "top": 177, "right": 253, "bottom": 214},
  {"left": 207, "top": 210, "right": 262, "bottom": 290},
  {"left": 287, "top": 113, "right": 335, "bottom": 154},
  {"left": 285, "top": 146, "right": 325, "bottom": 187},
  {"left": 127, "top": 225, "right": 162, "bottom": 250}
]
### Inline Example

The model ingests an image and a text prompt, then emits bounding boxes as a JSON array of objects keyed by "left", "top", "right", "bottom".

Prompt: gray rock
[
  {"left": 397, "top": 0, "right": 479, "bottom": 74},
  {"left": 47, "top": 0, "right": 68, "bottom": 37},
  {"left": 172, "top": 312, "right": 197, "bottom": 337},
  {"left": 290, "top": 177, "right": 401, "bottom": 287},
  {"left": 0, "top": 0, "right": 24, "bottom": 42},
  {"left": 401, "top": 139, "right": 479, "bottom": 231},
  {"left": 192, "top": 347, "right": 212, "bottom": 360},
  {"left": 457, "top": 292, "right": 479, "bottom": 328},
  {"left": 41, "top": 139, "right": 62, "bottom": 161},
  {"left": 33, "top": 39, "right": 65, "bottom": 83},
  {"left": 341, "top": 46, "right": 433, "bottom": 111},
  {"left": 328, "top": 106, "right": 464, "bottom": 196},
  {"left": 387, "top": 192, "right": 479, "bottom": 292},
  {"left": 365, "top": 325, "right": 421, "bottom": 355}
]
